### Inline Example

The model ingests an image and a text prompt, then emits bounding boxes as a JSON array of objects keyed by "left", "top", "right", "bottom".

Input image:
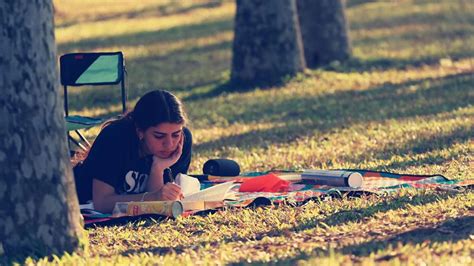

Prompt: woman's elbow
[
  {"left": 92, "top": 179, "right": 116, "bottom": 213},
  {"left": 92, "top": 194, "right": 114, "bottom": 213}
]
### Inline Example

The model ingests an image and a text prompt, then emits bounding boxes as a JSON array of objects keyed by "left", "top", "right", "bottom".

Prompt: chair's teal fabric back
[{"left": 60, "top": 52, "right": 123, "bottom": 86}]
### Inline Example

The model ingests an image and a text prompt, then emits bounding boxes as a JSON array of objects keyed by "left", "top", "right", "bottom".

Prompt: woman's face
[{"left": 137, "top": 122, "right": 183, "bottom": 159}]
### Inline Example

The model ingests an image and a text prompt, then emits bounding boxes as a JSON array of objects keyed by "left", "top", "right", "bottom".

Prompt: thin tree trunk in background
[
  {"left": 0, "top": 0, "right": 84, "bottom": 258},
  {"left": 231, "top": 0, "right": 306, "bottom": 88},
  {"left": 297, "top": 0, "right": 351, "bottom": 68}
]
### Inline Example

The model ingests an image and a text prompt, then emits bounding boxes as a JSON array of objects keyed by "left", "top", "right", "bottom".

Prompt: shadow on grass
[
  {"left": 56, "top": 0, "right": 225, "bottom": 29},
  {"left": 275, "top": 191, "right": 458, "bottom": 236},
  {"left": 193, "top": 73, "right": 473, "bottom": 154},
  {"left": 64, "top": 39, "right": 232, "bottom": 113},
  {"left": 323, "top": 53, "right": 474, "bottom": 73},
  {"left": 184, "top": 80, "right": 241, "bottom": 101},
  {"left": 332, "top": 118, "right": 474, "bottom": 171},
  {"left": 65, "top": 53, "right": 471, "bottom": 121},
  {"left": 183, "top": 79, "right": 277, "bottom": 101},
  {"left": 58, "top": 4, "right": 473, "bottom": 114},
  {"left": 182, "top": 53, "right": 474, "bottom": 101},
  {"left": 56, "top": 0, "right": 474, "bottom": 112},
  {"left": 340, "top": 215, "right": 474, "bottom": 257},
  {"left": 353, "top": 28, "right": 473, "bottom": 48},
  {"left": 245, "top": 215, "right": 474, "bottom": 265},
  {"left": 227, "top": 197, "right": 473, "bottom": 265},
  {"left": 184, "top": 71, "right": 302, "bottom": 101},
  {"left": 117, "top": 191, "right": 458, "bottom": 258},
  {"left": 58, "top": 18, "right": 233, "bottom": 53},
  {"left": 0, "top": 246, "right": 75, "bottom": 266},
  {"left": 349, "top": 4, "right": 474, "bottom": 31},
  {"left": 362, "top": 126, "right": 473, "bottom": 171},
  {"left": 128, "top": 40, "right": 231, "bottom": 91},
  {"left": 66, "top": 70, "right": 472, "bottom": 173}
]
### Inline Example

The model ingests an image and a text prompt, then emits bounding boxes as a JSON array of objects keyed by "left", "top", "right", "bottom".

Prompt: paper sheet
[
  {"left": 176, "top": 173, "right": 236, "bottom": 202},
  {"left": 176, "top": 173, "right": 201, "bottom": 197},
  {"left": 183, "top": 181, "right": 236, "bottom": 202}
]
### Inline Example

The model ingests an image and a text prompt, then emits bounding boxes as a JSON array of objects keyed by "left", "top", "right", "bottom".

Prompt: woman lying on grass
[{"left": 74, "top": 90, "right": 192, "bottom": 213}]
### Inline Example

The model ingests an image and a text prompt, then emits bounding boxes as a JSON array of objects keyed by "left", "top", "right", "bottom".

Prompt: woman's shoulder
[
  {"left": 183, "top": 126, "right": 192, "bottom": 142},
  {"left": 104, "top": 117, "right": 134, "bottom": 133},
  {"left": 183, "top": 126, "right": 192, "bottom": 136},
  {"left": 95, "top": 118, "right": 135, "bottom": 143},
  {"left": 82, "top": 118, "right": 136, "bottom": 164}
]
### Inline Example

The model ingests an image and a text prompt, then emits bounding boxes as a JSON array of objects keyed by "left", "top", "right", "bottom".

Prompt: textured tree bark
[
  {"left": 297, "top": 0, "right": 351, "bottom": 68},
  {"left": 231, "top": 0, "right": 306, "bottom": 87},
  {"left": 0, "top": 1, "right": 84, "bottom": 258}
]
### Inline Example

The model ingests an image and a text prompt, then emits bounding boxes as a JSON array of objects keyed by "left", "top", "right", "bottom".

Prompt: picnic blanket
[{"left": 82, "top": 170, "right": 473, "bottom": 228}]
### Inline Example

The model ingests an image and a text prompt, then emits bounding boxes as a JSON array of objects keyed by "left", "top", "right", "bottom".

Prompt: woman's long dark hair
[
  {"left": 126, "top": 89, "right": 187, "bottom": 130},
  {"left": 72, "top": 90, "right": 187, "bottom": 165}
]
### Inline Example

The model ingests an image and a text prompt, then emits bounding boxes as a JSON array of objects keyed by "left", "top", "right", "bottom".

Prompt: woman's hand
[
  {"left": 146, "top": 132, "right": 184, "bottom": 193},
  {"left": 147, "top": 183, "right": 183, "bottom": 201},
  {"left": 152, "top": 133, "right": 184, "bottom": 171}
]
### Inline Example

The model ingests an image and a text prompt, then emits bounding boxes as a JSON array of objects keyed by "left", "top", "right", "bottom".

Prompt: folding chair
[{"left": 60, "top": 51, "right": 127, "bottom": 153}]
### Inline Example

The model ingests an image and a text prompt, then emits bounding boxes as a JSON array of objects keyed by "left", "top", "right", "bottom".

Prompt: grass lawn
[{"left": 10, "top": 0, "right": 474, "bottom": 264}]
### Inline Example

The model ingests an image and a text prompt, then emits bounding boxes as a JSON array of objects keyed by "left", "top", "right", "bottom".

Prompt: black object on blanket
[{"left": 203, "top": 158, "right": 240, "bottom": 176}]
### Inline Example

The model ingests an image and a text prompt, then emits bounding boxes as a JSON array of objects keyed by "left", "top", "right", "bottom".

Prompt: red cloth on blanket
[{"left": 239, "top": 173, "right": 290, "bottom": 192}]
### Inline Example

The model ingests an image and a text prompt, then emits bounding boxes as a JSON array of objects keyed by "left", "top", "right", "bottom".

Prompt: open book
[
  {"left": 112, "top": 174, "right": 238, "bottom": 216},
  {"left": 176, "top": 173, "right": 237, "bottom": 211}
]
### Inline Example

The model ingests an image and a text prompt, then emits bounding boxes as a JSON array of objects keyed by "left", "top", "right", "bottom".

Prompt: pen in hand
[
  {"left": 165, "top": 168, "right": 183, "bottom": 200},
  {"left": 165, "top": 168, "right": 174, "bottom": 183}
]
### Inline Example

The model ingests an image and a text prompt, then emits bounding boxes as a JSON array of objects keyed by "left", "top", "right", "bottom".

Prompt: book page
[
  {"left": 176, "top": 173, "right": 201, "bottom": 197},
  {"left": 183, "top": 181, "right": 236, "bottom": 202}
]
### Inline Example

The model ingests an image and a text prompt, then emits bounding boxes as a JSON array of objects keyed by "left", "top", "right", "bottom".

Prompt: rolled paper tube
[
  {"left": 301, "top": 170, "right": 363, "bottom": 188},
  {"left": 113, "top": 201, "right": 183, "bottom": 218}
]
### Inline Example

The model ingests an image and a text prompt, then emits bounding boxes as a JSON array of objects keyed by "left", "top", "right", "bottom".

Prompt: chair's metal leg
[
  {"left": 74, "top": 130, "right": 91, "bottom": 147},
  {"left": 68, "top": 135, "right": 88, "bottom": 152}
]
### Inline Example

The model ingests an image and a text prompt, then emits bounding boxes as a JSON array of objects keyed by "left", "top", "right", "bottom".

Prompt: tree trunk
[
  {"left": 0, "top": 1, "right": 84, "bottom": 258},
  {"left": 297, "top": 0, "right": 351, "bottom": 68},
  {"left": 231, "top": 0, "right": 306, "bottom": 87}
]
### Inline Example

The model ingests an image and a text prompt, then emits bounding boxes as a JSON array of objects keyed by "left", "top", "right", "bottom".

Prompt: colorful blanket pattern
[
  {"left": 223, "top": 170, "right": 473, "bottom": 207},
  {"left": 82, "top": 170, "right": 473, "bottom": 227}
]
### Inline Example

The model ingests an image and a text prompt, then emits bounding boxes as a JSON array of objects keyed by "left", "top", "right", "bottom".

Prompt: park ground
[{"left": 15, "top": 0, "right": 474, "bottom": 264}]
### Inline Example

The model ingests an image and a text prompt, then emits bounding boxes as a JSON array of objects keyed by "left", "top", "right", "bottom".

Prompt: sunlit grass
[
  {"left": 348, "top": 0, "right": 474, "bottom": 61},
  {"left": 54, "top": 0, "right": 227, "bottom": 26},
  {"left": 24, "top": 190, "right": 474, "bottom": 265},
  {"left": 110, "top": 31, "right": 233, "bottom": 60},
  {"left": 11, "top": 0, "right": 472, "bottom": 264},
  {"left": 195, "top": 108, "right": 473, "bottom": 173},
  {"left": 55, "top": 1, "right": 235, "bottom": 46}
]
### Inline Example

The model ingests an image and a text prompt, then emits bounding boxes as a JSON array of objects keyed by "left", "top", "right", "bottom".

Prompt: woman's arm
[
  {"left": 93, "top": 179, "right": 183, "bottom": 213},
  {"left": 92, "top": 179, "right": 143, "bottom": 213},
  {"left": 147, "top": 133, "right": 184, "bottom": 192}
]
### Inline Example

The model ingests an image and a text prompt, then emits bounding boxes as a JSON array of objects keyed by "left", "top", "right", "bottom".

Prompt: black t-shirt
[{"left": 74, "top": 119, "right": 192, "bottom": 203}]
